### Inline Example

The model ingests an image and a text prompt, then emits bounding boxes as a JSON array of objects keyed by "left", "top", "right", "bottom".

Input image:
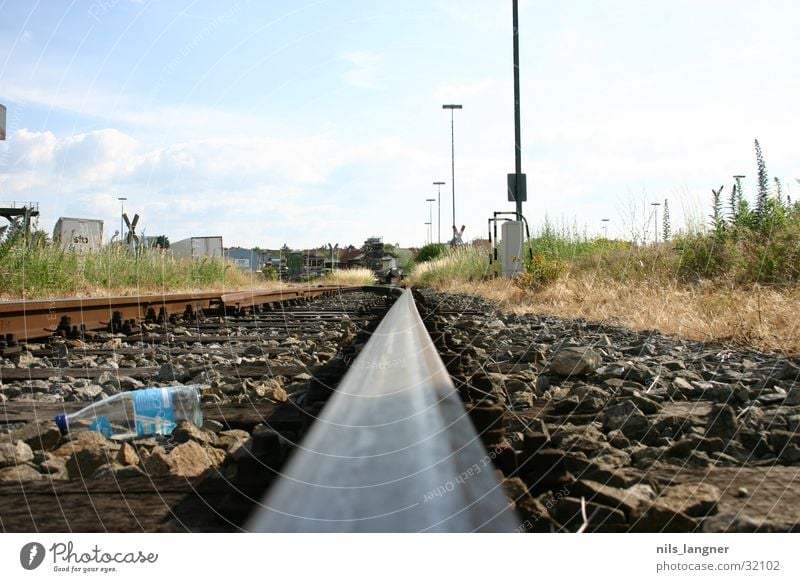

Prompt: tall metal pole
[
  {"left": 513, "top": 0, "right": 523, "bottom": 218},
  {"left": 443, "top": 105, "right": 462, "bottom": 240},
  {"left": 118, "top": 196, "right": 127, "bottom": 242},
  {"left": 433, "top": 181, "right": 445, "bottom": 244},
  {"left": 650, "top": 202, "right": 661, "bottom": 243},
  {"left": 426, "top": 198, "right": 435, "bottom": 245}
]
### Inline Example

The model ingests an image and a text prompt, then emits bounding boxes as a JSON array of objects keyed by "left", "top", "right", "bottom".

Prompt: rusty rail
[{"left": 0, "top": 286, "right": 361, "bottom": 341}]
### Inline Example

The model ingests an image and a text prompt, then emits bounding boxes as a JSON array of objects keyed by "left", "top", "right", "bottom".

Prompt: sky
[{"left": 0, "top": 0, "right": 798, "bottom": 249}]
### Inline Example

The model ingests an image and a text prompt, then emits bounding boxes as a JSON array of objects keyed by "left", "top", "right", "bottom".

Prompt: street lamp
[
  {"left": 118, "top": 197, "right": 127, "bottom": 242},
  {"left": 601, "top": 218, "right": 610, "bottom": 239},
  {"left": 442, "top": 104, "right": 462, "bottom": 240},
  {"left": 433, "top": 181, "right": 445, "bottom": 244},
  {"left": 424, "top": 222, "right": 432, "bottom": 245},
  {"left": 425, "top": 198, "right": 435, "bottom": 245},
  {"left": 650, "top": 202, "right": 661, "bottom": 243}
]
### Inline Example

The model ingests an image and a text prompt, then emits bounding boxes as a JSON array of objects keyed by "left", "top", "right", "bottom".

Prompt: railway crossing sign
[{"left": 123, "top": 213, "right": 140, "bottom": 245}]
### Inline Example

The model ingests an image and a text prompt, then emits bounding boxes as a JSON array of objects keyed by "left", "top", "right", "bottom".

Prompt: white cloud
[{"left": 342, "top": 51, "right": 385, "bottom": 91}]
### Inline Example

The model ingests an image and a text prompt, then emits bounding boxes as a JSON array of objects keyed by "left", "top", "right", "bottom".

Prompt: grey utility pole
[
  {"left": 650, "top": 202, "right": 661, "bottom": 243},
  {"left": 443, "top": 104, "right": 462, "bottom": 238},
  {"left": 118, "top": 197, "right": 127, "bottom": 242},
  {"left": 510, "top": 0, "right": 526, "bottom": 218},
  {"left": 0, "top": 103, "right": 6, "bottom": 140},
  {"left": 433, "top": 181, "right": 445, "bottom": 244},
  {"left": 426, "top": 198, "right": 435, "bottom": 245}
]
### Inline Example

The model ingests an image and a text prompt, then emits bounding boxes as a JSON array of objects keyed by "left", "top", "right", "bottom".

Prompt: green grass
[
  {"left": 0, "top": 231, "right": 250, "bottom": 299},
  {"left": 411, "top": 245, "right": 490, "bottom": 287}
]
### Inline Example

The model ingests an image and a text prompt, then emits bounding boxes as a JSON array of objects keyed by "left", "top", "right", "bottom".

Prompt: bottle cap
[{"left": 55, "top": 414, "right": 68, "bottom": 434}]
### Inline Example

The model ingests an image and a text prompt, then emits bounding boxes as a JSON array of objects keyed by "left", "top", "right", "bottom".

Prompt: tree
[
  {"left": 151, "top": 235, "right": 170, "bottom": 249},
  {"left": 711, "top": 186, "right": 725, "bottom": 237},
  {"left": 662, "top": 198, "right": 671, "bottom": 241}
]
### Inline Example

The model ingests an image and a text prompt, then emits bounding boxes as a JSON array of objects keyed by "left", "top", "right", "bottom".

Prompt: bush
[{"left": 414, "top": 243, "right": 448, "bottom": 263}]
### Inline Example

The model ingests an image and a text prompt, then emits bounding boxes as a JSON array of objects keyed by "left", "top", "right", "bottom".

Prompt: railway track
[
  {"left": 2, "top": 286, "right": 799, "bottom": 533},
  {"left": 0, "top": 286, "right": 520, "bottom": 532}
]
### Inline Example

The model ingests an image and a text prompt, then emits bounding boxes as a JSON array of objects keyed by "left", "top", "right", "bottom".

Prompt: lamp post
[
  {"left": 601, "top": 218, "right": 610, "bottom": 239},
  {"left": 118, "top": 197, "right": 127, "bottom": 242},
  {"left": 650, "top": 202, "right": 661, "bottom": 243},
  {"left": 424, "top": 222, "right": 432, "bottom": 245},
  {"left": 442, "top": 104, "right": 462, "bottom": 240},
  {"left": 511, "top": 0, "right": 524, "bottom": 218},
  {"left": 425, "top": 198, "right": 435, "bottom": 246},
  {"left": 433, "top": 181, "right": 445, "bottom": 243}
]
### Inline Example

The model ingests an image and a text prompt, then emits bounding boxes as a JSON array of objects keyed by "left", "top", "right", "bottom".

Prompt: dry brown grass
[{"left": 424, "top": 274, "right": 800, "bottom": 354}]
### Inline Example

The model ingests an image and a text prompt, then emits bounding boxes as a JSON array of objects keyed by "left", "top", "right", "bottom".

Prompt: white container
[
  {"left": 53, "top": 217, "right": 104, "bottom": 253},
  {"left": 171, "top": 236, "right": 223, "bottom": 259}
]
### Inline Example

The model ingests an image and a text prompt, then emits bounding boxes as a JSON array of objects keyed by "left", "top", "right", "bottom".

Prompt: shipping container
[
  {"left": 53, "top": 217, "right": 104, "bottom": 253},
  {"left": 170, "top": 236, "right": 223, "bottom": 260}
]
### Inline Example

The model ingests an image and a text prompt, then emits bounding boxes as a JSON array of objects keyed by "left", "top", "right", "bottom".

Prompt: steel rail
[
  {"left": 247, "top": 288, "right": 520, "bottom": 532},
  {"left": 0, "top": 286, "right": 363, "bottom": 341}
]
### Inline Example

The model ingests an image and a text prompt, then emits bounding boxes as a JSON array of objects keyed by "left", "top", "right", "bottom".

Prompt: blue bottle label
[
  {"left": 89, "top": 416, "right": 113, "bottom": 437},
  {"left": 132, "top": 387, "right": 175, "bottom": 436}
]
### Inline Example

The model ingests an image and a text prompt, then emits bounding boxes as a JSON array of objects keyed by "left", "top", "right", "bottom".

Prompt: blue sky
[{"left": 1, "top": 0, "right": 798, "bottom": 248}]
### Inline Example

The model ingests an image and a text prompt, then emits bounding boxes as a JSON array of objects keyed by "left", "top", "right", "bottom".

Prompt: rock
[
  {"left": 216, "top": 430, "right": 250, "bottom": 454},
  {"left": 156, "top": 363, "right": 189, "bottom": 383},
  {"left": 202, "top": 419, "right": 224, "bottom": 433},
  {"left": 116, "top": 442, "right": 140, "bottom": 466},
  {"left": 72, "top": 384, "right": 104, "bottom": 400},
  {"left": 783, "top": 386, "right": 800, "bottom": 406},
  {"left": 550, "top": 496, "right": 628, "bottom": 532},
  {"left": 629, "top": 501, "right": 698, "bottom": 532},
  {"left": 601, "top": 401, "right": 652, "bottom": 441},
  {"left": 658, "top": 483, "right": 720, "bottom": 517},
  {"left": 118, "top": 376, "right": 144, "bottom": 390},
  {"left": 568, "top": 479, "right": 653, "bottom": 518},
  {"left": 702, "top": 513, "right": 773, "bottom": 533},
  {"left": 0, "top": 463, "right": 43, "bottom": 481},
  {"left": 39, "top": 454, "right": 68, "bottom": 478},
  {"left": 142, "top": 440, "right": 222, "bottom": 478},
  {"left": 5, "top": 421, "right": 62, "bottom": 451},
  {"left": 705, "top": 404, "right": 739, "bottom": 440},
  {"left": 549, "top": 347, "right": 601, "bottom": 377},
  {"left": 251, "top": 379, "right": 288, "bottom": 402},
  {"left": 171, "top": 421, "right": 218, "bottom": 446},
  {"left": 97, "top": 371, "right": 121, "bottom": 391},
  {"left": 52, "top": 431, "right": 119, "bottom": 479},
  {"left": 0, "top": 440, "right": 35, "bottom": 468}
]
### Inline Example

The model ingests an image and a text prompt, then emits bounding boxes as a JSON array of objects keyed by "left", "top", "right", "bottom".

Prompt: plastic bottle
[{"left": 55, "top": 385, "right": 202, "bottom": 440}]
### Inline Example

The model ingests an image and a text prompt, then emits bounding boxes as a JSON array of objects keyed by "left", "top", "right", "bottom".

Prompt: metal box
[
  {"left": 170, "top": 236, "right": 224, "bottom": 260},
  {"left": 501, "top": 220, "right": 525, "bottom": 277},
  {"left": 53, "top": 217, "right": 104, "bottom": 253}
]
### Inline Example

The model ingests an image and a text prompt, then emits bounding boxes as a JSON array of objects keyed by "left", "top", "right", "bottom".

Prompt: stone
[
  {"left": 629, "top": 501, "right": 698, "bottom": 532},
  {"left": 658, "top": 483, "right": 720, "bottom": 518},
  {"left": 0, "top": 440, "right": 35, "bottom": 468},
  {"left": 0, "top": 463, "right": 43, "bottom": 482},
  {"left": 72, "top": 384, "right": 104, "bottom": 400},
  {"left": 601, "top": 401, "right": 652, "bottom": 441},
  {"left": 568, "top": 479, "right": 653, "bottom": 518},
  {"left": 216, "top": 430, "right": 250, "bottom": 454},
  {"left": 251, "top": 379, "right": 288, "bottom": 402},
  {"left": 701, "top": 513, "right": 773, "bottom": 533},
  {"left": 171, "top": 421, "right": 218, "bottom": 446},
  {"left": 6, "top": 421, "right": 62, "bottom": 451},
  {"left": 705, "top": 404, "right": 739, "bottom": 440},
  {"left": 202, "top": 419, "right": 224, "bottom": 433},
  {"left": 550, "top": 496, "right": 628, "bottom": 532},
  {"left": 156, "top": 363, "right": 190, "bottom": 383},
  {"left": 549, "top": 347, "right": 602, "bottom": 377},
  {"left": 142, "top": 440, "right": 221, "bottom": 478},
  {"left": 116, "top": 442, "right": 140, "bottom": 466}
]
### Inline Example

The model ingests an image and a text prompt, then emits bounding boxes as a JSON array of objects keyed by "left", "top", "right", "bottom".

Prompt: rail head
[{"left": 247, "top": 288, "right": 520, "bottom": 532}]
